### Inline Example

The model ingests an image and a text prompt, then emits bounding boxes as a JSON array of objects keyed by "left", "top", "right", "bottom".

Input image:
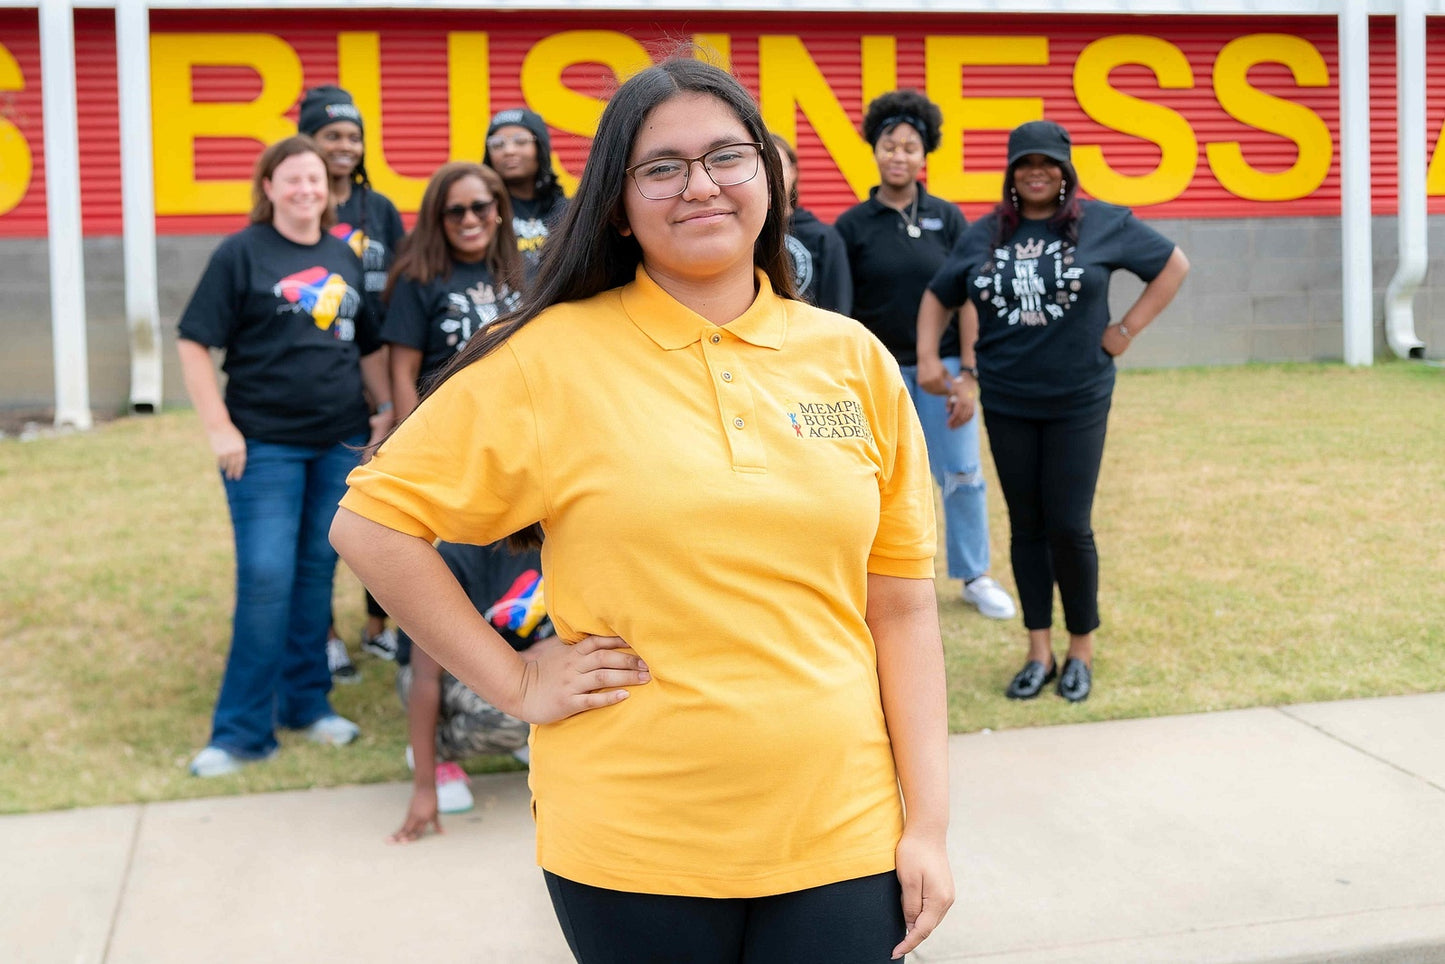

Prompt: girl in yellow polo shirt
[{"left": 331, "top": 57, "right": 953, "bottom": 964}]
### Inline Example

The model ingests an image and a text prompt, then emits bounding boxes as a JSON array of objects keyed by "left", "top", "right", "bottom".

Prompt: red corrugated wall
[{"left": 0, "top": 8, "right": 1439, "bottom": 238}]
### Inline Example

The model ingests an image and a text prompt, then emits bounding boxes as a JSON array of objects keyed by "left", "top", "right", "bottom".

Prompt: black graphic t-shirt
[
  {"left": 929, "top": 200, "right": 1176, "bottom": 418},
  {"left": 332, "top": 186, "right": 406, "bottom": 322},
  {"left": 510, "top": 193, "right": 569, "bottom": 282},
  {"left": 382, "top": 259, "right": 522, "bottom": 388},
  {"left": 786, "top": 207, "right": 853, "bottom": 316},
  {"left": 835, "top": 183, "right": 965, "bottom": 366},
  {"left": 178, "top": 223, "right": 380, "bottom": 447}
]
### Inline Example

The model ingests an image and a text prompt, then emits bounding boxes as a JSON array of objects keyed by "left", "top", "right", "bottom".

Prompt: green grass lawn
[{"left": 2, "top": 362, "right": 1442, "bottom": 813}]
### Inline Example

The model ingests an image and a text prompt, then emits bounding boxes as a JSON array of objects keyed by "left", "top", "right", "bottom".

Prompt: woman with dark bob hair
[
  {"left": 333, "top": 56, "right": 952, "bottom": 962},
  {"left": 836, "top": 89, "right": 1017, "bottom": 627},
  {"left": 918, "top": 120, "right": 1189, "bottom": 703},
  {"left": 177, "top": 135, "right": 392, "bottom": 777}
]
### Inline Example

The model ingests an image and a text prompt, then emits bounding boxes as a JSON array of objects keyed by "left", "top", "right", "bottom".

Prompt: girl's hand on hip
[
  {"left": 516, "top": 634, "right": 651, "bottom": 724},
  {"left": 1101, "top": 323, "right": 1131, "bottom": 357},
  {"left": 892, "top": 828, "right": 955, "bottom": 959}
]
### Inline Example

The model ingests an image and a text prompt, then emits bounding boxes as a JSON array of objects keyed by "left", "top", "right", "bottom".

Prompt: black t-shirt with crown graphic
[
  {"left": 929, "top": 200, "right": 1175, "bottom": 418},
  {"left": 382, "top": 259, "right": 522, "bottom": 390},
  {"left": 178, "top": 223, "right": 380, "bottom": 447}
]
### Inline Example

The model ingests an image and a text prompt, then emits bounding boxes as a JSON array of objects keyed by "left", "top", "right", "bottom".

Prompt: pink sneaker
[{"left": 435, "top": 762, "right": 474, "bottom": 814}]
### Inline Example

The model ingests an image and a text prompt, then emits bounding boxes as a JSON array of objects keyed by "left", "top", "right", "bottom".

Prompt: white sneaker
[
  {"left": 304, "top": 714, "right": 360, "bottom": 746},
  {"left": 189, "top": 745, "right": 255, "bottom": 778},
  {"left": 962, "top": 576, "right": 1017, "bottom": 620},
  {"left": 435, "top": 762, "right": 474, "bottom": 813},
  {"left": 361, "top": 627, "right": 399, "bottom": 661},
  {"left": 327, "top": 636, "right": 360, "bottom": 684}
]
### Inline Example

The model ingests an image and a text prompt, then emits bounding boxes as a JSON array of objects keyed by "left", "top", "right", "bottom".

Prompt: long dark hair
[
  {"left": 419, "top": 55, "right": 796, "bottom": 549},
  {"left": 384, "top": 162, "right": 524, "bottom": 297},
  {"left": 991, "top": 156, "right": 1083, "bottom": 247}
]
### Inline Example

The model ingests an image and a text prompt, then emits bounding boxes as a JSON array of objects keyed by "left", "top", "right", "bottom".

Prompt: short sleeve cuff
[
  {"left": 866, "top": 552, "right": 935, "bottom": 580},
  {"left": 337, "top": 485, "right": 439, "bottom": 543}
]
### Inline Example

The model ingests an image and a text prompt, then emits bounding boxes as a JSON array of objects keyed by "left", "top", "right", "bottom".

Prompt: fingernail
[
  {"left": 636, "top": 660, "right": 648, "bottom": 671},
  {"left": 638, "top": 671, "right": 651, "bottom": 681}
]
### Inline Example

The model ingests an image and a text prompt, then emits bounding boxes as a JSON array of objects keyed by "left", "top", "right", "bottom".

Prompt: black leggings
[
  {"left": 544, "top": 870, "right": 905, "bottom": 964},
  {"left": 983, "top": 403, "right": 1110, "bottom": 635}
]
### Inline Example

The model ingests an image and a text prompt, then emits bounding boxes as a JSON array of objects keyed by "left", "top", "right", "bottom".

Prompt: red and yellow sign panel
[{"left": 0, "top": 9, "right": 1438, "bottom": 237}]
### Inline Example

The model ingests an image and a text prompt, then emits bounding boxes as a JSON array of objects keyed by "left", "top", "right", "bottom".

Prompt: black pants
[
  {"left": 983, "top": 403, "right": 1110, "bottom": 634},
  {"left": 544, "top": 870, "right": 905, "bottom": 964}
]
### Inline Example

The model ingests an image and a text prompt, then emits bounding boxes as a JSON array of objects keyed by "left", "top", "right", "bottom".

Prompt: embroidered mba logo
[{"left": 785, "top": 398, "right": 874, "bottom": 441}]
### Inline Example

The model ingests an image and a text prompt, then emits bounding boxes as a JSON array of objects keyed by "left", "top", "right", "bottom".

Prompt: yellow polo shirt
[{"left": 341, "top": 266, "right": 936, "bottom": 897}]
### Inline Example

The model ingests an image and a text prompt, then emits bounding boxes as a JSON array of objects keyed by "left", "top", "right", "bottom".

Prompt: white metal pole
[
  {"left": 1338, "top": 1, "right": 1373, "bottom": 367},
  {"left": 39, "top": 0, "right": 92, "bottom": 427},
  {"left": 117, "top": 0, "right": 162, "bottom": 409},
  {"left": 1384, "top": 0, "right": 1428, "bottom": 359}
]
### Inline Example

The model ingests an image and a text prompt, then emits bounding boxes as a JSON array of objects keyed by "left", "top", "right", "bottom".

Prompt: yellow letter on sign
[
  {"left": 1207, "top": 34, "right": 1332, "bottom": 202},
  {"left": 0, "top": 42, "right": 33, "bottom": 216},
  {"left": 151, "top": 33, "right": 302, "bottom": 215},
  {"left": 1073, "top": 36, "right": 1197, "bottom": 207},
  {"left": 758, "top": 35, "right": 897, "bottom": 200},
  {"left": 926, "top": 36, "right": 1049, "bottom": 202}
]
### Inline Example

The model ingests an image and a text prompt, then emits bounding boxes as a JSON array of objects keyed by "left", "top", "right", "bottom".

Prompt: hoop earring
[
  {"left": 1059, "top": 180, "right": 1067, "bottom": 206},
  {"left": 1009, "top": 186, "right": 1019, "bottom": 210}
]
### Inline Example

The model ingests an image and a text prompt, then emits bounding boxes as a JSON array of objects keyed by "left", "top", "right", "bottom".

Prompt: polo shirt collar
[{"left": 620, "top": 265, "right": 787, "bottom": 351}]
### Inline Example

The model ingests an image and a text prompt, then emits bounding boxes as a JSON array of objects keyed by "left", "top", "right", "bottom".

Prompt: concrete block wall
[{"left": 2, "top": 215, "right": 1442, "bottom": 417}]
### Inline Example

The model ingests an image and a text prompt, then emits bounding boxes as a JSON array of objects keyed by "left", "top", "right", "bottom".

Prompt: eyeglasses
[
  {"left": 486, "top": 133, "right": 536, "bottom": 152},
  {"left": 443, "top": 199, "right": 498, "bottom": 223},
  {"left": 625, "top": 142, "right": 764, "bottom": 200}
]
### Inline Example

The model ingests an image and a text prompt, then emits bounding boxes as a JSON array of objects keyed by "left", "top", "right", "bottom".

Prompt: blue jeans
[
  {"left": 900, "top": 358, "right": 991, "bottom": 581},
  {"left": 208, "top": 433, "right": 365, "bottom": 758}
]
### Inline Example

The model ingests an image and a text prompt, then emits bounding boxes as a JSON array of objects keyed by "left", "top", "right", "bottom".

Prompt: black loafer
[
  {"left": 1057, "top": 658, "right": 1092, "bottom": 702},
  {"left": 1005, "top": 658, "right": 1057, "bottom": 700}
]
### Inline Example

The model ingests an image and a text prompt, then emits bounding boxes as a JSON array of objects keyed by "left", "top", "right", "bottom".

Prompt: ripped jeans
[{"left": 900, "top": 357, "right": 992, "bottom": 581}]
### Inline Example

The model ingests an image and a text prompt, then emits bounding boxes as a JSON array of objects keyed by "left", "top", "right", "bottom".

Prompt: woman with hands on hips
[
  {"left": 332, "top": 55, "right": 952, "bottom": 963},
  {"left": 176, "top": 135, "right": 392, "bottom": 778},
  {"left": 917, "top": 120, "right": 1188, "bottom": 703}
]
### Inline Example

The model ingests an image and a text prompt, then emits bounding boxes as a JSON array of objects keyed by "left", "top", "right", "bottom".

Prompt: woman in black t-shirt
[
  {"left": 176, "top": 136, "right": 393, "bottom": 777},
  {"left": 835, "top": 89, "right": 1016, "bottom": 624},
  {"left": 919, "top": 120, "right": 1190, "bottom": 703},
  {"left": 382, "top": 162, "right": 524, "bottom": 419},
  {"left": 482, "top": 108, "right": 570, "bottom": 284},
  {"left": 297, "top": 85, "right": 407, "bottom": 670}
]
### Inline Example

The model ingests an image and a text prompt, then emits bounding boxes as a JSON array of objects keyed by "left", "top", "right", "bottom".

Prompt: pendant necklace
[{"left": 899, "top": 189, "right": 922, "bottom": 238}]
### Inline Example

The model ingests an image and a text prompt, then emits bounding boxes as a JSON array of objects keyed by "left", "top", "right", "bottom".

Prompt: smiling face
[
  {"left": 873, "top": 122, "right": 925, "bottom": 191},
  {"left": 313, "top": 120, "right": 363, "bottom": 181},
  {"left": 441, "top": 174, "right": 499, "bottom": 262},
  {"left": 1012, "top": 153, "right": 1065, "bottom": 217},
  {"left": 620, "top": 92, "right": 769, "bottom": 289},
  {"left": 263, "top": 151, "right": 329, "bottom": 231},
  {"left": 486, "top": 124, "right": 540, "bottom": 189}
]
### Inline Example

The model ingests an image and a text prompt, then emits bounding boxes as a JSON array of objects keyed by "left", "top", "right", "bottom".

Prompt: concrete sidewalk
[{"left": 5, "top": 692, "right": 1445, "bottom": 964}]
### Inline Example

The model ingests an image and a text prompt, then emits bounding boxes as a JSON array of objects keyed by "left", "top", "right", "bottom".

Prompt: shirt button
[
  {"left": 710, "top": 334, "right": 721, "bottom": 344},
  {"left": 733, "top": 417, "right": 745, "bottom": 429},
  {"left": 721, "top": 371, "right": 733, "bottom": 382}
]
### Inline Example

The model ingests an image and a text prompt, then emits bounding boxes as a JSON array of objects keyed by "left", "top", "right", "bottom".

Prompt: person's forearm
[
  {"left": 915, "top": 290, "right": 953, "bottom": 365},
  {"left": 360, "top": 349, "right": 393, "bottom": 410},
  {"left": 407, "top": 651, "right": 444, "bottom": 788},
  {"left": 1120, "top": 247, "right": 1190, "bottom": 336},
  {"left": 176, "top": 339, "right": 233, "bottom": 431},
  {"left": 957, "top": 301, "right": 979, "bottom": 370},
  {"left": 331, "top": 508, "right": 530, "bottom": 717},
  {"left": 868, "top": 574, "right": 950, "bottom": 837},
  {"left": 390, "top": 347, "right": 423, "bottom": 421}
]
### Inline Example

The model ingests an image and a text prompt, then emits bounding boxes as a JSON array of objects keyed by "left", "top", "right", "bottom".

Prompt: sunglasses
[{"left": 443, "top": 199, "right": 498, "bottom": 223}]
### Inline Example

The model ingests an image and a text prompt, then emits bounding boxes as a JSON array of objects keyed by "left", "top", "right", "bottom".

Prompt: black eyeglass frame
[{"left": 624, "top": 141, "right": 766, "bottom": 201}]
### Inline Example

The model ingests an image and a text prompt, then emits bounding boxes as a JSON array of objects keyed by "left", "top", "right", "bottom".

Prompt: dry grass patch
[{"left": 2, "top": 363, "right": 1442, "bottom": 812}]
